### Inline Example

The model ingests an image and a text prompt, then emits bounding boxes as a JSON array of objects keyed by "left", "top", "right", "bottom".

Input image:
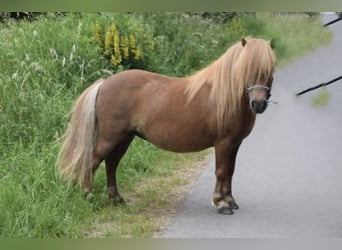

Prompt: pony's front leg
[
  {"left": 222, "top": 144, "right": 241, "bottom": 210},
  {"left": 212, "top": 141, "right": 240, "bottom": 215}
]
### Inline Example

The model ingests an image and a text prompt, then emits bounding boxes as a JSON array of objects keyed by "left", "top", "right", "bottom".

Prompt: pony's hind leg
[
  {"left": 82, "top": 138, "right": 117, "bottom": 195},
  {"left": 105, "top": 134, "right": 134, "bottom": 205}
]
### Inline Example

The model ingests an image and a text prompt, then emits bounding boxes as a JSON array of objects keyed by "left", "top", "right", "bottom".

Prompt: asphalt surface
[{"left": 159, "top": 13, "right": 342, "bottom": 238}]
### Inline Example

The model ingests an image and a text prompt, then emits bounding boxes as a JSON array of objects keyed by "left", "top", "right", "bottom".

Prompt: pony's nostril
[
  {"left": 251, "top": 101, "right": 257, "bottom": 109},
  {"left": 262, "top": 100, "right": 268, "bottom": 110}
]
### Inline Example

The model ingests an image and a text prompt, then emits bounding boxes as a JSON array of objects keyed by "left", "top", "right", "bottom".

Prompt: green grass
[
  {"left": 256, "top": 13, "right": 332, "bottom": 67},
  {"left": 312, "top": 89, "right": 331, "bottom": 107},
  {"left": 0, "top": 12, "right": 332, "bottom": 238}
]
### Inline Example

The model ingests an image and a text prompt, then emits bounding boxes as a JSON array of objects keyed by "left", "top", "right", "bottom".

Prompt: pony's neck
[{"left": 185, "top": 60, "right": 217, "bottom": 101}]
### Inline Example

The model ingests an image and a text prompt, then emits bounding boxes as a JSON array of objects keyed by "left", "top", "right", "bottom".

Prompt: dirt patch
[{"left": 153, "top": 151, "right": 213, "bottom": 237}]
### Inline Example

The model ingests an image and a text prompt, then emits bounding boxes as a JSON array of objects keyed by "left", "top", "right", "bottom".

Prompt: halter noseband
[
  {"left": 246, "top": 84, "right": 273, "bottom": 102},
  {"left": 246, "top": 84, "right": 271, "bottom": 92}
]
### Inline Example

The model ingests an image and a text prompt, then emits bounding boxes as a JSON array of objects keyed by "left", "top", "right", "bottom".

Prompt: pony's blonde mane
[{"left": 185, "top": 37, "right": 276, "bottom": 133}]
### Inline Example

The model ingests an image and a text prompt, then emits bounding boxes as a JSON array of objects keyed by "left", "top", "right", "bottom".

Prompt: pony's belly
[
  {"left": 139, "top": 129, "right": 213, "bottom": 153},
  {"left": 150, "top": 138, "right": 212, "bottom": 153}
]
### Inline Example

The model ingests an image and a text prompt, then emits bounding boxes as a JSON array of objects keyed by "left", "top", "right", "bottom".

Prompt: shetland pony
[{"left": 57, "top": 37, "right": 276, "bottom": 215}]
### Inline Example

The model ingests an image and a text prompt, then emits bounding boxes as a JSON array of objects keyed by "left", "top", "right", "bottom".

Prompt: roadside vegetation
[
  {"left": 0, "top": 12, "right": 331, "bottom": 237},
  {"left": 312, "top": 90, "right": 331, "bottom": 107}
]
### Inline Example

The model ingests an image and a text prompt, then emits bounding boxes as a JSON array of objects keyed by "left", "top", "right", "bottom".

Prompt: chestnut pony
[{"left": 57, "top": 37, "right": 276, "bottom": 215}]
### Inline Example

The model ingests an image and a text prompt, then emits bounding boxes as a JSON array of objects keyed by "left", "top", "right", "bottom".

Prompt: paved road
[{"left": 159, "top": 13, "right": 342, "bottom": 237}]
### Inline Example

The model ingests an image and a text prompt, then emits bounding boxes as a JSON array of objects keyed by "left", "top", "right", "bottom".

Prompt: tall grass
[
  {"left": 0, "top": 13, "right": 331, "bottom": 237},
  {"left": 256, "top": 13, "right": 332, "bottom": 65}
]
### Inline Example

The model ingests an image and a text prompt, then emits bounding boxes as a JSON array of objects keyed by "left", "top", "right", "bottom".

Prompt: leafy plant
[{"left": 94, "top": 21, "right": 155, "bottom": 69}]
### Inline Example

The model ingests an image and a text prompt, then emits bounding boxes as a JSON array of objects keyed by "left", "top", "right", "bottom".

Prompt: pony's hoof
[
  {"left": 218, "top": 207, "right": 234, "bottom": 215},
  {"left": 229, "top": 201, "right": 239, "bottom": 210}
]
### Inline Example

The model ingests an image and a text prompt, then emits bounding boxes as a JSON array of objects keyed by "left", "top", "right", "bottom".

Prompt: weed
[{"left": 312, "top": 89, "right": 331, "bottom": 107}]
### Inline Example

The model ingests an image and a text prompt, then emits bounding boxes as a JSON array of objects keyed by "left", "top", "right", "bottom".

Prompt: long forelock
[{"left": 235, "top": 39, "right": 276, "bottom": 88}]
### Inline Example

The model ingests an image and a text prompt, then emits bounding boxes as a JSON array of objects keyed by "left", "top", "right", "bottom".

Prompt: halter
[
  {"left": 246, "top": 84, "right": 277, "bottom": 104},
  {"left": 246, "top": 84, "right": 271, "bottom": 92}
]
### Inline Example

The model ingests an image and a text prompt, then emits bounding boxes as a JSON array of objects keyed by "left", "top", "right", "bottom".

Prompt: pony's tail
[{"left": 57, "top": 80, "right": 103, "bottom": 188}]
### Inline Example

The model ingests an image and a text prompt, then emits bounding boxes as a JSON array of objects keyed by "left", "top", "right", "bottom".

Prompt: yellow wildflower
[
  {"left": 134, "top": 49, "right": 142, "bottom": 60},
  {"left": 114, "top": 33, "right": 121, "bottom": 64},
  {"left": 95, "top": 23, "right": 103, "bottom": 48},
  {"left": 129, "top": 35, "right": 136, "bottom": 51},
  {"left": 123, "top": 47, "right": 129, "bottom": 60},
  {"left": 120, "top": 36, "right": 129, "bottom": 60},
  {"left": 104, "top": 30, "right": 112, "bottom": 56}
]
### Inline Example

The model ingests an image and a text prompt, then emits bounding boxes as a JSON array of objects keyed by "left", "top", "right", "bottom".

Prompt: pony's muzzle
[{"left": 250, "top": 100, "right": 268, "bottom": 114}]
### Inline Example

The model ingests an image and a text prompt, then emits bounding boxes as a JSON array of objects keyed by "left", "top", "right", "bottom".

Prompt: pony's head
[{"left": 233, "top": 38, "right": 276, "bottom": 114}]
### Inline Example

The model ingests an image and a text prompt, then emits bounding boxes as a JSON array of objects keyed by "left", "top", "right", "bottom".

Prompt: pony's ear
[
  {"left": 241, "top": 38, "right": 247, "bottom": 47},
  {"left": 269, "top": 39, "right": 275, "bottom": 49}
]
